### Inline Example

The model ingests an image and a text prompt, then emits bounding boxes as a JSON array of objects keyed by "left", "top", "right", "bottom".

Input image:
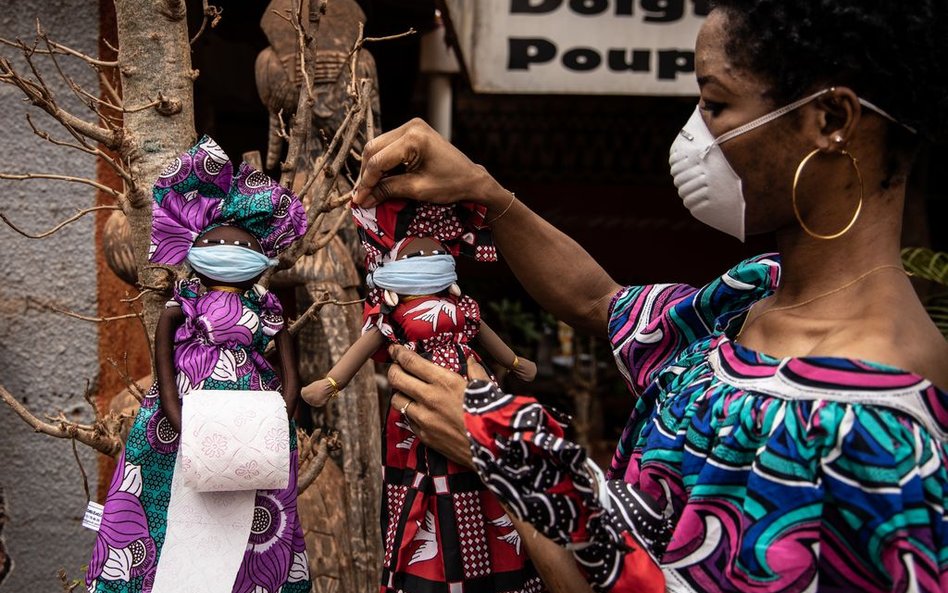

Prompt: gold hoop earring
[{"left": 792, "top": 148, "right": 863, "bottom": 240}]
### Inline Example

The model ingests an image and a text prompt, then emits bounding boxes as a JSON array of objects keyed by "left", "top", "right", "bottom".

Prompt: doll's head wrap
[
  {"left": 352, "top": 200, "right": 496, "bottom": 274},
  {"left": 149, "top": 135, "right": 307, "bottom": 265}
]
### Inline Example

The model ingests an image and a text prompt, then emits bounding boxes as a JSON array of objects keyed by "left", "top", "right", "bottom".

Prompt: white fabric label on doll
[
  {"left": 179, "top": 389, "right": 290, "bottom": 492},
  {"left": 81, "top": 501, "right": 104, "bottom": 531}
]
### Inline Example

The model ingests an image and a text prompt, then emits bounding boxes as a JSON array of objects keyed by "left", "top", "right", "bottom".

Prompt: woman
[{"left": 354, "top": 2, "right": 948, "bottom": 592}]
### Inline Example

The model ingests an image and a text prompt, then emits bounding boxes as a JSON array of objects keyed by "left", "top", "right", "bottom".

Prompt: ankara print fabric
[
  {"left": 605, "top": 254, "right": 947, "bottom": 593},
  {"left": 364, "top": 294, "right": 483, "bottom": 374},
  {"left": 150, "top": 135, "right": 307, "bottom": 264},
  {"left": 463, "top": 381, "right": 668, "bottom": 593},
  {"left": 351, "top": 198, "right": 538, "bottom": 592},
  {"left": 85, "top": 281, "right": 310, "bottom": 593}
]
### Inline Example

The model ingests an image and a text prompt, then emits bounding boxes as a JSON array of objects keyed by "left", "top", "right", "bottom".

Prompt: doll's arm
[
  {"left": 301, "top": 326, "right": 387, "bottom": 407},
  {"left": 156, "top": 305, "right": 186, "bottom": 433},
  {"left": 476, "top": 321, "right": 537, "bottom": 382},
  {"left": 274, "top": 329, "right": 300, "bottom": 419}
]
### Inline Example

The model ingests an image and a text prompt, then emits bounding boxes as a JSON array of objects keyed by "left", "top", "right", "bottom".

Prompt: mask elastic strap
[
  {"left": 859, "top": 98, "right": 917, "bottom": 134},
  {"left": 714, "top": 89, "right": 831, "bottom": 147},
  {"left": 713, "top": 88, "right": 916, "bottom": 149}
]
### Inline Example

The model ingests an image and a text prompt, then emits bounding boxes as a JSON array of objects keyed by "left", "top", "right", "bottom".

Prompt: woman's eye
[{"left": 699, "top": 101, "right": 725, "bottom": 117}]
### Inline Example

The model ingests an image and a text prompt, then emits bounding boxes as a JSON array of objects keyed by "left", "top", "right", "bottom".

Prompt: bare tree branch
[
  {"left": 276, "top": 108, "right": 289, "bottom": 140},
  {"left": 0, "top": 382, "right": 125, "bottom": 456},
  {"left": 121, "top": 289, "right": 156, "bottom": 304},
  {"left": 289, "top": 295, "right": 363, "bottom": 336},
  {"left": 310, "top": 205, "right": 351, "bottom": 252},
  {"left": 37, "top": 32, "right": 123, "bottom": 129},
  {"left": 278, "top": 0, "right": 327, "bottom": 188},
  {"left": 24, "top": 114, "right": 134, "bottom": 187},
  {"left": 0, "top": 172, "right": 122, "bottom": 198},
  {"left": 0, "top": 55, "right": 119, "bottom": 148},
  {"left": 71, "top": 438, "right": 91, "bottom": 502},
  {"left": 261, "top": 295, "right": 363, "bottom": 357},
  {"left": 99, "top": 70, "right": 122, "bottom": 106},
  {"left": 25, "top": 297, "right": 141, "bottom": 323},
  {"left": 106, "top": 356, "right": 147, "bottom": 404},
  {"left": 190, "top": 0, "right": 223, "bottom": 45},
  {"left": 0, "top": 205, "right": 118, "bottom": 239},
  {"left": 0, "top": 33, "right": 117, "bottom": 68}
]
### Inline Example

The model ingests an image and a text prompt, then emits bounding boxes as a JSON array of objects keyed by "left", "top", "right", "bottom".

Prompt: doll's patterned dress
[
  {"left": 365, "top": 293, "right": 545, "bottom": 593},
  {"left": 85, "top": 279, "right": 310, "bottom": 593}
]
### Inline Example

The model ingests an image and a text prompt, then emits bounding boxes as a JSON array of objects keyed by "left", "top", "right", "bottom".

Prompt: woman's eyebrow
[{"left": 697, "top": 74, "right": 732, "bottom": 93}]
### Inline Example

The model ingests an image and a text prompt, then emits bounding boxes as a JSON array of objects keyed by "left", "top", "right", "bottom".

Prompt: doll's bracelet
[
  {"left": 511, "top": 355, "right": 520, "bottom": 370},
  {"left": 326, "top": 375, "right": 340, "bottom": 400}
]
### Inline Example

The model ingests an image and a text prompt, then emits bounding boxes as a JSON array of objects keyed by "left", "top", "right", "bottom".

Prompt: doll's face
[
  {"left": 395, "top": 237, "right": 447, "bottom": 260},
  {"left": 193, "top": 225, "right": 262, "bottom": 252},
  {"left": 191, "top": 225, "right": 264, "bottom": 289}
]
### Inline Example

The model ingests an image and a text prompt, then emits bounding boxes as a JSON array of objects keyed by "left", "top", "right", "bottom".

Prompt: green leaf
[
  {"left": 901, "top": 247, "right": 948, "bottom": 286},
  {"left": 925, "top": 296, "right": 948, "bottom": 340}
]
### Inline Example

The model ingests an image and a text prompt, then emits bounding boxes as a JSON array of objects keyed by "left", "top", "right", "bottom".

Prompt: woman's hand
[
  {"left": 353, "top": 118, "right": 510, "bottom": 212},
  {"left": 387, "top": 344, "right": 491, "bottom": 469}
]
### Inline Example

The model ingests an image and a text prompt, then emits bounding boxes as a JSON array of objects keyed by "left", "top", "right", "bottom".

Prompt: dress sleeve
[{"left": 608, "top": 254, "right": 780, "bottom": 396}]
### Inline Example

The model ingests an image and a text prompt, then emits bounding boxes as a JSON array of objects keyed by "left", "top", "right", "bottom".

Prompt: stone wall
[{"left": 0, "top": 2, "right": 101, "bottom": 589}]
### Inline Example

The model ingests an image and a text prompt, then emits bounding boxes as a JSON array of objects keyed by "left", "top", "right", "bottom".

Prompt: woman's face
[{"left": 694, "top": 9, "right": 818, "bottom": 236}]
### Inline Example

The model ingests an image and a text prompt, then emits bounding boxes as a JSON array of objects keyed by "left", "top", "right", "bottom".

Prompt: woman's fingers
[
  {"left": 390, "top": 392, "right": 412, "bottom": 414},
  {"left": 389, "top": 345, "right": 454, "bottom": 386},
  {"left": 355, "top": 120, "right": 433, "bottom": 206},
  {"left": 358, "top": 119, "right": 415, "bottom": 175},
  {"left": 365, "top": 172, "right": 427, "bottom": 209},
  {"left": 354, "top": 136, "right": 420, "bottom": 207},
  {"left": 387, "top": 361, "right": 431, "bottom": 402}
]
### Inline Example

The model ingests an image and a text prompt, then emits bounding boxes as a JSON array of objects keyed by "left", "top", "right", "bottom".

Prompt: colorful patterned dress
[
  {"left": 86, "top": 279, "right": 310, "bottom": 593},
  {"left": 606, "top": 254, "right": 947, "bottom": 592},
  {"left": 365, "top": 293, "right": 544, "bottom": 593}
]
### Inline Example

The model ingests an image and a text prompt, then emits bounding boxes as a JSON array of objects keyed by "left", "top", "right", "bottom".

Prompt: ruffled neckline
[{"left": 709, "top": 334, "right": 947, "bottom": 441}]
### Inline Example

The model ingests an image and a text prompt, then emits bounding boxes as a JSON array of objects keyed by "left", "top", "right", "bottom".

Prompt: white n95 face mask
[
  {"left": 669, "top": 106, "right": 748, "bottom": 241},
  {"left": 668, "top": 88, "right": 910, "bottom": 242}
]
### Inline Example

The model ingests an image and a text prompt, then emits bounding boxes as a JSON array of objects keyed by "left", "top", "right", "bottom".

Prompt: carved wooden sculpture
[{"left": 256, "top": 1, "right": 384, "bottom": 591}]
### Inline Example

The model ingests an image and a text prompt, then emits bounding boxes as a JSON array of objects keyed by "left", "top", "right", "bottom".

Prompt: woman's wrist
[{"left": 473, "top": 167, "right": 512, "bottom": 212}]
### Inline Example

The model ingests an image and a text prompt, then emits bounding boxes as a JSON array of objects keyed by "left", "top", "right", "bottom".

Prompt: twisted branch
[
  {"left": 190, "top": 0, "right": 223, "bottom": 45},
  {"left": 297, "top": 427, "right": 341, "bottom": 494}
]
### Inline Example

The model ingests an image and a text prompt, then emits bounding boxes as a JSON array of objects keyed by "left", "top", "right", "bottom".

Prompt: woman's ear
[{"left": 814, "top": 86, "right": 861, "bottom": 152}]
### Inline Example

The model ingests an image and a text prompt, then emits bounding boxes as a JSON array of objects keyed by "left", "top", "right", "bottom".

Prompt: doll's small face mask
[
  {"left": 368, "top": 255, "right": 457, "bottom": 295},
  {"left": 187, "top": 226, "right": 276, "bottom": 283}
]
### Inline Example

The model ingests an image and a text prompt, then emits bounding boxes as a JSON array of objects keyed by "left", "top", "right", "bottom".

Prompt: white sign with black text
[{"left": 446, "top": 0, "right": 708, "bottom": 95}]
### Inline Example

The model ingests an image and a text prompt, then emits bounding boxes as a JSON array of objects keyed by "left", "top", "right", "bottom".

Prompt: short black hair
[{"left": 710, "top": 1, "right": 948, "bottom": 147}]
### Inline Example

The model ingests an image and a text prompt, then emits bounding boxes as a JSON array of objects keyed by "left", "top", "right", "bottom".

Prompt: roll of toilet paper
[{"left": 179, "top": 389, "right": 290, "bottom": 492}]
